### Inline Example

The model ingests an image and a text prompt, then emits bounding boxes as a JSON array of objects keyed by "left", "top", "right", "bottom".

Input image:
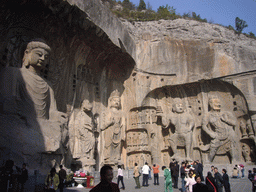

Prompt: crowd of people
[
  {"left": 90, "top": 160, "right": 256, "bottom": 192},
  {"left": 1, "top": 159, "right": 256, "bottom": 192},
  {"left": 0, "top": 160, "right": 28, "bottom": 192}
]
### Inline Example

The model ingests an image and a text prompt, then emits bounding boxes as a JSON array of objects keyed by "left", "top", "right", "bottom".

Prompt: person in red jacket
[
  {"left": 152, "top": 164, "right": 160, "bottom": 185},
  {"left": 90, "top": 165, "right": 119, "bottom": 192}
]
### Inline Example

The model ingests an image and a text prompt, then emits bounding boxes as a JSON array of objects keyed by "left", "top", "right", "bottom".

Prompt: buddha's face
[
  {"left": 82, "top": 100, "right": 92, "bottom": 112},
  {"left": 173, "top": 103, "right": 184, "bottom": 113},
  {"left": 210, "top": 98, "right": 221, "bottom": 111},
  {"left": 26, "top": 48, "right": 49, "bottom": 70},
  {"left": 110, "top": 97, "right": 120, "bottom": 108}
]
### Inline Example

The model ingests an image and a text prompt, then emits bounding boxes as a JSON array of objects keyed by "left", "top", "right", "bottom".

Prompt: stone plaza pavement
[{"left": 63, "top": 176, "right": 252, "bottom": 192}]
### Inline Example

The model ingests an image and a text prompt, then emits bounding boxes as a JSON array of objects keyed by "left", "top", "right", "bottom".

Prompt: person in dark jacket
[
  {"left": 18, "top": 163, "right": 28, "bottom": 192},
  {"left": 205, "top": 172, "right": 217, "bottom": 192},
  {"left": 249, "top": 168, "right": 256, "bottom": 192},
  {"left": 180, "top": 162, "right": 186, "bottom": 192},
  {"left": 214, "top": 167, "right": 223, "bottom": 192},
  {"left": 196, "top": 160, "right": 204, "bottom": 181},
  {"left": 172, "top": 161, "right": 179, "bottom": 189},
  {"left": 193, "top": 175, "right": 208, "bottom": 192},
  {"left": 222, "top": 169, "right": 231, "bottom": 192},
  {"left": 58, "top": 165, "right": 66, "bottom": 192}
]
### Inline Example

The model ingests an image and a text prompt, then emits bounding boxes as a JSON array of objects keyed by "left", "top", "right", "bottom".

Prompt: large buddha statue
[{"left": 0, "top": 39, "right": 67, "bottom": 170}]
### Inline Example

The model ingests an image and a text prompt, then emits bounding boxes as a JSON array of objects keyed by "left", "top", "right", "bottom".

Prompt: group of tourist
[
  {"left": 44, "top": 165, "right": 67, "bottom": 192},
  {"left": 0, "top": 160, "right": 28, "bottom": 192}
]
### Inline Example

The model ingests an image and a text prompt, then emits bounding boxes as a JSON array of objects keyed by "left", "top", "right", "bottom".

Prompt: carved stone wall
[
  {"left": 0, "top": 0, "right": 134, "bottom": 173},
  {"left": 123, "top": 79, "right": 255, "bottom": 168}
]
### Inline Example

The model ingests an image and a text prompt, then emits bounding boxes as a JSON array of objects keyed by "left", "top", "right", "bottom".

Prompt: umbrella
[{"left": 239, "top": 164, "right": 244, "bottom": 167}]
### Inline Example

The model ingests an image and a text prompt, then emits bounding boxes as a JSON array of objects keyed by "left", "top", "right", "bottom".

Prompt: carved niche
[
  {"left": 138, "top": 80, "right": 256, "bottom": 164},
  {"left": 126, "top": 106, "right": 159, "bottom": 168}
]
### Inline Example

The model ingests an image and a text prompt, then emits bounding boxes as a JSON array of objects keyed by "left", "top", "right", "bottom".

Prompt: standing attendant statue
[
  {"left": 72, "top": 99, "right": 96, "bottom": 169},
  {"left": 157, "top": 98, "right": 195, "bottom": 161},
  {"left": 101, "top": 90, "right": 125, "bottom": 164},
  {"left": 202, "top": 96, "right": 240, "bottom": 163}
]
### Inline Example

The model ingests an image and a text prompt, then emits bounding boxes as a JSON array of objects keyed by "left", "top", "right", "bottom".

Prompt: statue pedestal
[{"left": 73, "top": 177, "right": 87, "bottom": 188}]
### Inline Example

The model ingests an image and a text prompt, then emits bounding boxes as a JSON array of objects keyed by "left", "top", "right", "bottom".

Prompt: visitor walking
[
  {"left": 192, "top": 175, "right": 208, "bottom": 192},
  {"left": 214, "top": 167, "right": 224, "bottom": 192},
  {"left": 205, "top": 172, "right": 217, "bottom": 192},
  {"left": 58, "top": 165, "right": 66, "bottom": 192},
  {"left": 162, "top": 166, "right": 173, "bottom": 192},
  {"left": 222, "top": 169, "right": 231, "bottom": 192},
  {"left": 142, "top": 162, "right": 149, "bottom": 187},
  {"left": 45, "top": 168, "right": 59, "bottom": 192},
  {"left": 117, "top": 165, "right": 125, "bottom": 190},
  {"left": 240, "top": 164, "right": 245, "bottom": 178},
  {"left": 18, "top": 163, "right": 28, "bottom": 192},
  {"left": 133, "top": 163, "right": 140, "bottom": 189},
  {"left": 172, "top": 161, "right": 179, "bottom": 189},
  {"left": 148, "top": 166, "right": 152, "bottom": 180},
  {"left": 152, "top": 164, "right": 160, "bottom": 185},
  {"left": 89, "top": 165, "right": 119, "bottom": 192},
  {"left": 180, "top": 162, "right": 186, "bottom": 192}
]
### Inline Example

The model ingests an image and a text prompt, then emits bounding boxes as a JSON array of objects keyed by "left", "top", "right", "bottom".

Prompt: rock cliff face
[
  {"left": 0, "top": 0, "right": 255, "bottom": 174},
  {"left": 121, "top": 19, "right": 256, "bottom": 166}
]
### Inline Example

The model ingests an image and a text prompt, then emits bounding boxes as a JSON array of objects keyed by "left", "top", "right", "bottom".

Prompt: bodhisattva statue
[
  {"left": 101, "top": 91, "right": 125, "bottom": 164},
  {"left": 0, "top": 40, "right": 67, "bottom": 168},
  {"left": 72, "top": 99, "right": 95, "bottom": 168},
  {"left": 202, "top": 97, "right": 239, "bottom": 163},
  {"left": 157, "top": 99, "right": 195, "bottom": 161}
]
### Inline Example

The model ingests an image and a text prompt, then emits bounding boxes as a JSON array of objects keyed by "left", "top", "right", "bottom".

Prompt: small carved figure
[
  {"left": 240, "top": 121, "right": 248, "bottom": 138},
  {"left": 72, "top": 99, "right": 95, "bottom": 166},
  {"left": 101, "top": 90, "right": 125, "bottom": 164},
  {"left": 202, "top": 96, "right": 240, "bottom": 162},
  {"left": 242, "top": 144, "right": 251, "bottom": 162},
  {"left": 157, "top": 98, "right": 195, "bottom": 160},
  {"left": 246, "top": 120, "right": 255, "bottom": 137}
]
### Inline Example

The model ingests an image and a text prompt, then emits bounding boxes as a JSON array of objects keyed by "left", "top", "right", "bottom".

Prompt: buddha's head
[
  {"left": 81, "top": 99, "right": 92, "bottom": 112},
  {"left": 23, "top": 39, "right": 51, "bottom": 73}
]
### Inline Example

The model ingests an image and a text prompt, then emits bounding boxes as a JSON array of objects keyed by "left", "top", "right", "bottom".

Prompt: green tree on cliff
[
  {"left": 235, "top": 17, "right": 248, "bottom": 33},
  {"left": 157, "top": 4, "right": 176, "bottom": 20},
  {"left": 138, "top": 0, "right": 146, "bottom": 11}
]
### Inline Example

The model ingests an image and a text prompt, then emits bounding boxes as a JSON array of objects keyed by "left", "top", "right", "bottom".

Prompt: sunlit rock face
[
  {"left": 0, "top": 0, "right": 255, "bottom": 174},
  {"left": 122, "top": 18, "right": 256, "bottom": 167}
]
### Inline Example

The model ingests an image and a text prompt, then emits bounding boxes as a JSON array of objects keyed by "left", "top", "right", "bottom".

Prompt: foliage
[
  {"left": 157, "top": 4, "right": 177, "bottom": 20},
  {"left": 122, "top": 0, "right": 135, "bottom": 10},
  {"left": 192, "top": 12, "right": 207, "bottom": 22},
  {"left": 108, "top": 1, "right": 256, "bottom": 40},
  {"left": 138, "top": 0, "right": 146, "bottom": 11},
  {"left": 235, "top": 17, "right": 248, "bottom": 33}
]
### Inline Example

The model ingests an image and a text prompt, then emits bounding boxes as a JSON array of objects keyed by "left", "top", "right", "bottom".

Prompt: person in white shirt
[
  {"left": 142, "top": 162, "right": 150, "bottom": 187},
  {"left": 185, "top": 172, "right": 196, "bottom": 192},
  {"left": 117, "top": 165, "right": 125, "bottom": 190}
]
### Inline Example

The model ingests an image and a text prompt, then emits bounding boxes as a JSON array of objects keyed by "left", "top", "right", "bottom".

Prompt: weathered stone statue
[
  {"left": 202, "top": 96, "right": 240, "bottom": 163},
  {"left": 0, "top": 39, "right": 67, "bottom": 170},
  {"left": 71, "top": 99, "right": 96, "bottom": 169},
  {"left": 101, "top": 90, "right": 125, "bottom": 164},
  {"left": 157, "top": 98, "right": 195, "bottom": 161},
  {"left": 0, "top": 40, "right": 66, "bottom": 122},
  {"left": 242, "top": 144, "right": 251, "bottom": 162}
]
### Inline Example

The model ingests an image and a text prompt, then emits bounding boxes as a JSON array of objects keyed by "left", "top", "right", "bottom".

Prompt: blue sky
[{"left": 130, "top": 0, "right": 256, "bottom": 34}]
